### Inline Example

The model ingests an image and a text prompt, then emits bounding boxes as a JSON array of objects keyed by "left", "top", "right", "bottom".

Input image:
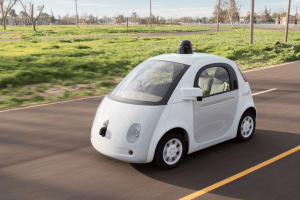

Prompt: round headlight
[{"left": 127, "top": 123, "right": 141, "bottom": 143}]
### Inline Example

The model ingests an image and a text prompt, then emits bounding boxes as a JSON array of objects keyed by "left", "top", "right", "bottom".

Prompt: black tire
[
  {"left": 236, "top": 111, "right": 256, "bottom": 142},
  {"left": 154, "top": 133, "right": 188, "bottom": 169}
]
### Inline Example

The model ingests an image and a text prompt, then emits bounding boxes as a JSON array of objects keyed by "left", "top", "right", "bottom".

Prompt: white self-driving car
[{"left": 91, "top": 40, "right": 256, "bottom": 169}]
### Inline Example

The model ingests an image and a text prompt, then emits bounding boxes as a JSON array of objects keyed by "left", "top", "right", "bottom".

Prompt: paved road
[{"left": 0, "top": 62, "right": 300, "bottom": 200}]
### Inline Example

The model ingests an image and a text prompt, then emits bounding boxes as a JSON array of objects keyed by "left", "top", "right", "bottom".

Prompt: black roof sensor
[{"left": 178, "top": 40, "right": 193, "bottom": 54}]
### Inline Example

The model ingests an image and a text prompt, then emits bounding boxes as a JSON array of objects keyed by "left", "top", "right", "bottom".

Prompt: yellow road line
[{"left": 180, "top": 145, "right": 300, "bottom": 200}]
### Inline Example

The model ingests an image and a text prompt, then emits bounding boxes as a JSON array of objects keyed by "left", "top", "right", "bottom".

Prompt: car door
[{"left": 193, "top": 63, "right": 239, "bottom": 143}]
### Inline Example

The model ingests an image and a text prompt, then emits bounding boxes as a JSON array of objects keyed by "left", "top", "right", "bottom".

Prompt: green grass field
[
  {"left": 0, "top": 24, "right": 211, "bottom": 39},
  {"left": 1, "top": 26, "right": 300, "bottom": 109}
]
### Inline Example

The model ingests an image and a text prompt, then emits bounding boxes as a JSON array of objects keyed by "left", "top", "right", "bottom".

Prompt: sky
[{"left": 5, "top": 0, "right": 300, "bottom": 19}]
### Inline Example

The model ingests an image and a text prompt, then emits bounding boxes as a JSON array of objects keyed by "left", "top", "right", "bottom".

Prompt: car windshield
[{"left": 110, "top": 60, "right": 188, "bottom": 104}]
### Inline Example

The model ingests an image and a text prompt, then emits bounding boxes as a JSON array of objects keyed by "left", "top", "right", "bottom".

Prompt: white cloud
[
  {"left": 78, "top": 4, "right": 111, "bottom": 7},
  {"left": 239, "top": 9, "right": 249, "bottom": 17},
  {"left": 47, "top": 1, "right": 74, "bottom": 6},
  {"left": 133, "top": 7, "right": 214, "bottom": 18},
  {"left": 263, "top": 2, "right": 288, "bottom": 5},
  {"left": 47, "top": 1, "right": 110, "bottom": 7}
]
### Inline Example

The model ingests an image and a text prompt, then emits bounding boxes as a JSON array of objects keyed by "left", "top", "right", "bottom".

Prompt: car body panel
[{"left": 193, "top": 90, "right": 239, "bottom": 143}]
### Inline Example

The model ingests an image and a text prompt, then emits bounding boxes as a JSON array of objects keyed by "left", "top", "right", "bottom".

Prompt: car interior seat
[
  {"left": 198, "top": 71, "right": 214, "bottom": 96},
  {"left": 210, "top": 68, "right": 230, "bottom": 95}
]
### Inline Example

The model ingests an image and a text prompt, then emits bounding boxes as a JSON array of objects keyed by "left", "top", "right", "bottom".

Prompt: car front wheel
[
  {"left": 154, "top": 133, "right": 187, "bottom": 169},
  {"left": 236, "top": 112, "right": 256, "bottom": 142}
]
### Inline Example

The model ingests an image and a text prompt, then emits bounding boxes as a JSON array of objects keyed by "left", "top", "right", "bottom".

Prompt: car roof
[{"left": 148, "top": 53, "right": 223, "bottom": 66}]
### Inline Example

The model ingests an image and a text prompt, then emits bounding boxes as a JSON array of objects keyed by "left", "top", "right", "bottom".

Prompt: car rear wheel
[
  {"left": 154, "top": 133, "right": 187, "bottom": 169},
  {"left": 236, "top": 112, "right": 256, "bottom": 142}
]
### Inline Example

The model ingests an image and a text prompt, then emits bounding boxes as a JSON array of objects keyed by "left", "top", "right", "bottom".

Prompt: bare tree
[
  {"left": 116, "top": 14, "right": 125, "bottom": 24},
  {"left": 81, "top": 12, "right": 88, "bottom": 24},
  {"left": 101, "top": 16, "right": 108, "bottom": 24},
  {"left": 19, "top": 1, "right": 44, "bottom": 31},
  {"left": 88, "top": 14, "right": 94, "bottom": 24},
  {"left": 50, "top": 9, "right": 55, "bottom": 25},
  {"left": 0, "top": 0, "right": 18, "bottom": 30},
  {"left": 223, "top": 0, "right": 239, "bottom": 28},
  {"left": 132, "top": 12, "right": 138, "bottom": 24},
  {"left": 19, "top": 10, "right": 27, "bottom": 25},
  {"left": 213, "top": 0, "right": 240, "bottom": 26},
  {"left": 214, "top": 0, "right": 238, "bottom": 27}
]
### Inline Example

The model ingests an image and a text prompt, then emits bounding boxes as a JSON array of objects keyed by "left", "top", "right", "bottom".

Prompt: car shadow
[{"left": 131, "top": 129, "right": 300, "bottom": 194}]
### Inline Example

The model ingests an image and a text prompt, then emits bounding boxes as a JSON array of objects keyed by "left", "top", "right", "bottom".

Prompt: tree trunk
[
  {"left": 31, "top": 4, "right": 36, "bottom": 31},
  {"left": 228, "top": 11, "right": 235, "bottom": 28},
  {"left": 33, "top": 21, "right": 36, "bottom": 31},
  {"left": 3, "top": 19, "right": 6, "bottom": 30}
]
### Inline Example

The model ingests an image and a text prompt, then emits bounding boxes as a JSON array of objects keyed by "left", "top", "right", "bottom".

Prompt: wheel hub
[
  {"left": 163, "top": 139, "right": 183, "bottom": 165},
  {"left": 167, "top": 145, "right": 177, "bottom": 158},
  {"left": 243, "top": 121, "right": 251, "bottom": 132}
]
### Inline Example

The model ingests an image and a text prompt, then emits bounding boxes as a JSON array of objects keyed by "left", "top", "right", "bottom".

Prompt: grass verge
[
  {"left": 0, "top": 24, "right": 211, "bottom": 39},
  {"left": 1, "top": 29, "right": 300, "bottom": 110}
]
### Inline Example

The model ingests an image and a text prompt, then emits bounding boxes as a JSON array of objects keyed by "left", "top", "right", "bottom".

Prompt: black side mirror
[
  {"left": 234, "top": 80, "right": 238, "bottom": 89},
  {"left": 197, "top": 97, "right": 203, "bottom": 101}
]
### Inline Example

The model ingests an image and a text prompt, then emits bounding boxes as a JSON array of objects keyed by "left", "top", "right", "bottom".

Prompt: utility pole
[
  {"left": 75, "top": 0, "right": 79, "bottom": 28},
  {"left": 217, "top": 0, "right": 220, "bottom": 32},
  {"left": 150, "top": 0, "right": 152, "bottom": 28},
  {"left": 285, "top": 0, "right": 291, "bottom": 42},
  {"left": 295, "top": 7, "right": 298, "bottom": 24},
  {"left": 249, "top": 0, "right": 254, "bottom": 44}
]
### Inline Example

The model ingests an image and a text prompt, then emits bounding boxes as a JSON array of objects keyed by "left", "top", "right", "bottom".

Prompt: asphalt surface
[{"left": 0, "top": 61, "right": 300, "bottom": 200}]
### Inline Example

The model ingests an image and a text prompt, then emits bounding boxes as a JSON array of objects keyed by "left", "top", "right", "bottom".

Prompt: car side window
[{"left": 198, "top": 66, "right": 230, "bottom": 97}]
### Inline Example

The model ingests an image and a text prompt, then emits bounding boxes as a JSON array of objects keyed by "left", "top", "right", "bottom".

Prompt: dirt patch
[
  {"left": 114, "top": 76, "right": 123, "bottom": 83},
  {"left": 0, "top": 29, "right": 234, "bottom": 42},
  {"left": 0, "top": 75, "right": 123, "bottom": 105},
  {"left": 0, "top": 32, "right": 19, "bottom": 41},
  {"left": 241, "top": 27, "right": 300, "bottom": 32},
  {"left": 43, "top": 86, "right": 66, "bottom": 98},
  {"left": 1, "top": 27, "right": 299, "bottom": 42},
  {"left": 0, "top": 38, "right": 19, "bottom": 42},
  {"left": 0, "top": 32, "right": 13, "bottom": 34},
  {"left": 0, "top": 94, "right": 5, "bottom": 101},
  {"left": 40, "top": 83, "right": 97, "bottom": 98},
  {"left": 133, "top": 29, "right": 233, "bottom": 37}
]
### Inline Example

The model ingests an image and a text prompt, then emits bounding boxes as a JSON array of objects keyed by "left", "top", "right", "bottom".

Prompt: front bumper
[
  {"left": 91, "top": 132, "right": 149, "bottom": 163},
  {"left": 90, "top": 96, "right": 165, "bottom": 163}
]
